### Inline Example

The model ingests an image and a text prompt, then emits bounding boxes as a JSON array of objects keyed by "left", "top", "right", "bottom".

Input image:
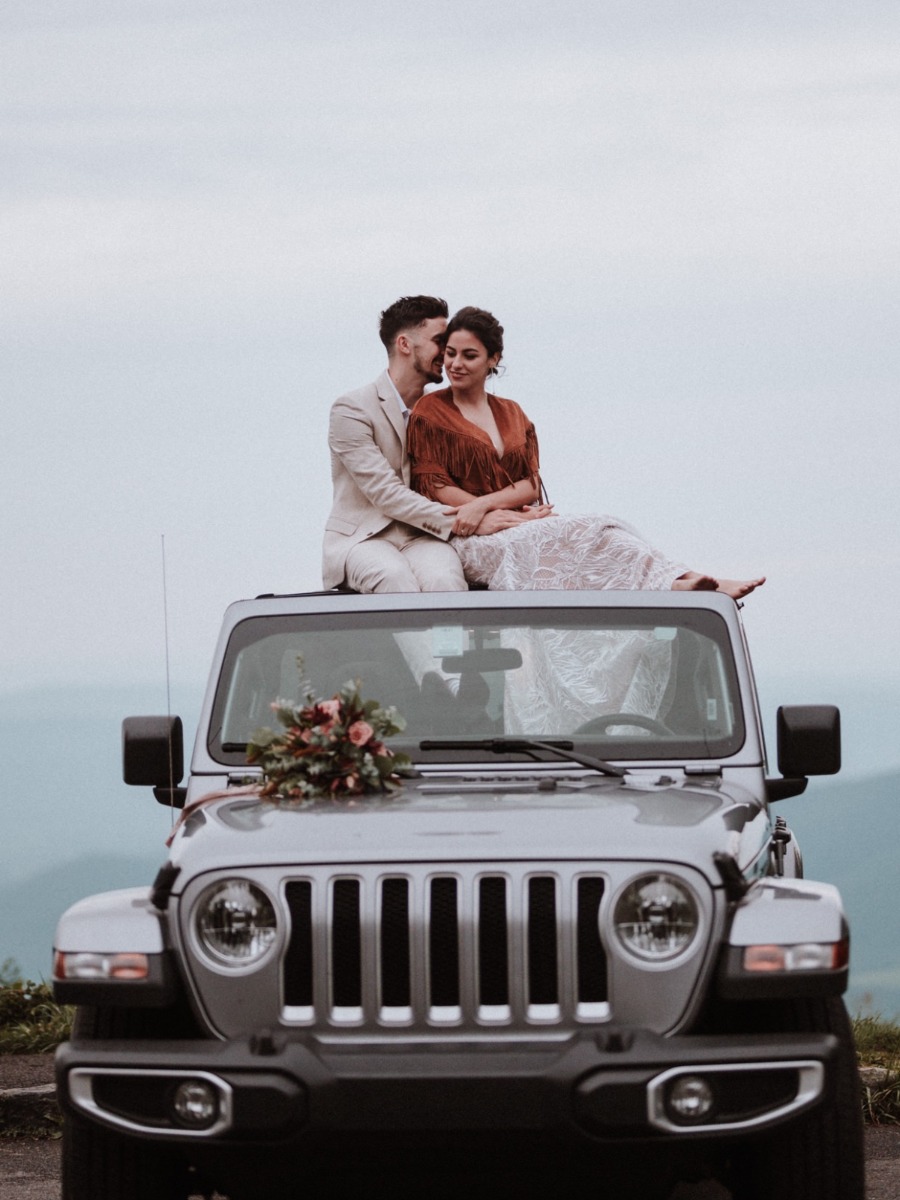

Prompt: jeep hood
[{"left": 167, "top": 775, "right": 770, "bottom": 886}]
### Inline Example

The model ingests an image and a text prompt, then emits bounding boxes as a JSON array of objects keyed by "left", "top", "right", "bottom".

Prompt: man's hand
[{"left": 471, "top": 505, "right": 555, "bottom": 536}]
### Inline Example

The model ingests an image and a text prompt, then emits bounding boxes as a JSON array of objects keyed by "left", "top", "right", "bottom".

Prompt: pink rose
[
  {"left": 318, "top": 699, "right": 341, "bottom": 719},
  {"left": 347, "top": 721, "right": 374, "bottom": 746}
]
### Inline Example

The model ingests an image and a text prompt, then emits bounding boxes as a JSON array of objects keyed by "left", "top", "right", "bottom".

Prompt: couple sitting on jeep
[{"left": 323, "top": 296, "right": 764, "bottom": 600}]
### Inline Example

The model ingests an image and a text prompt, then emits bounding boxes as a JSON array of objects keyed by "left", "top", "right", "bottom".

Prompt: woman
[{"left": 407, "top": 306, "right": 764, "bottom": 598}]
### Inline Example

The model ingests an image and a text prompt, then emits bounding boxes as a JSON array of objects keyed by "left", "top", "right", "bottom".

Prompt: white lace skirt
[
  {"left": 452, "top": 513, "right": 686, "bottom": 592},
  {"left": 452, "top": 514, "right": 685, "bottom": 733}
]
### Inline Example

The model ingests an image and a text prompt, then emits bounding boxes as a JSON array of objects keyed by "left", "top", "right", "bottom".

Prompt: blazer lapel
[{"left": 376, "top": 370, "right": 408, "bottom": 447}]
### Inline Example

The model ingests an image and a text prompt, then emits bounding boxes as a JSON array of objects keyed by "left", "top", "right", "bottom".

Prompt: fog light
[
  {"left": 667, "top": 1075, "right": 715, "bottom": 1123},
  {"left": 172, "top": 1079, "right": 219, "bottom": 1129}
]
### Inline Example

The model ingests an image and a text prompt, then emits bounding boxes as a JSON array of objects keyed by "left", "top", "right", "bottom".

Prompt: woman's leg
[{"left": 454, "top": 515, "right": 764, "bottom": 597}]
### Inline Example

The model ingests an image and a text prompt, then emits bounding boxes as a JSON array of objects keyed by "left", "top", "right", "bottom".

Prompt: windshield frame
[{"left": 204, "top": 599, "right": 747, "bottom": 769}]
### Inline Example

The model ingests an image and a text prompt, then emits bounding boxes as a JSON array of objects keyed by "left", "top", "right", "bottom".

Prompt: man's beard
[{"left": 415, "top": 349, "right": 444, "bottom": 385}]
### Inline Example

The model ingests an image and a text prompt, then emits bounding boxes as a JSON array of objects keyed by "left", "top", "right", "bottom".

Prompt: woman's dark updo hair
[{"left": 445, "top": 306, "right": 504, "bottom": 375}]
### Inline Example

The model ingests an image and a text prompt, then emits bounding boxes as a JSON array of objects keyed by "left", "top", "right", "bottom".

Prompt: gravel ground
[{"left": 0, "top": 1058, "right": 54, "bottom": 1091}]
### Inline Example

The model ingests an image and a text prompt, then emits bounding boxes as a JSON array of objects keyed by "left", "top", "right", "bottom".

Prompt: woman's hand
[
  {"left": 451, "top": 496, "right": 493, "bottom": 537},
  {"left": 433, "top": 482, "right": 546, "bottom": 536},
  {"left": 468, "top": 504, "right": 556, "bottom": 536}
]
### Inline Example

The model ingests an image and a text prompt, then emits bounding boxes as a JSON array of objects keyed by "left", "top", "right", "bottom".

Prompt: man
[{"left": 323, "top": 296, "right": 539, "bottom": 593}]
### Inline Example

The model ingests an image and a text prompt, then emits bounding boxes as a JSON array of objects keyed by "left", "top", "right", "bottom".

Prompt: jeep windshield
[{"left": 208, "top": 606, "right": 744, "bottom": 766}]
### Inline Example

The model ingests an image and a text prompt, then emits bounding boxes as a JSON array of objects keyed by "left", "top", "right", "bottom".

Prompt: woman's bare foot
[
  {"left": 672, "top": 571, "right": 718, "bottom": 591},
  {"left": 672, "top": 572, "right": 766, "bottom": 599},
  {"left": 715, "top": 576, "right": 766, "bottom": 599}
]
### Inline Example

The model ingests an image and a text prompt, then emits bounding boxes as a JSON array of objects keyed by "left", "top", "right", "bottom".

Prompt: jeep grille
[{"left": 281, "top": 866, "right": 608, "bottom": 1029}]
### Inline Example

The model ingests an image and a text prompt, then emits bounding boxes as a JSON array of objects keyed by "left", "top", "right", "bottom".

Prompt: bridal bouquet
[{"left": 246, "top": 670, "right": 411, "bottom": 803}]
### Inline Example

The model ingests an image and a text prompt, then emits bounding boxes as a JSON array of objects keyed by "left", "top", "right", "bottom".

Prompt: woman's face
[{"left": 444, "top": 329, "right": 499, "bottom": 390}]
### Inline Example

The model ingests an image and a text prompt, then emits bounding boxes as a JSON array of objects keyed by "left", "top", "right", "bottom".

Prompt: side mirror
[
  {"left": 123, "top": 716, "right": 185, "bottom": 807},
  {"left": 777, "top": 705, "right": 841, "bottom": 778}
]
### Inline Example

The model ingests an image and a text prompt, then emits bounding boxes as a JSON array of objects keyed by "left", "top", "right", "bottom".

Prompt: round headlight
[
  {"left": 613, "top": 873, "right": 699, "bottom": 961},
  {"left": 195, "top": 879, "right": 277, "bottom": 967}
]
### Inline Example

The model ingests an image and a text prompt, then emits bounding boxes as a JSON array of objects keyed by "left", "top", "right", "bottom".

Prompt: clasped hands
[{"left": 447, "top": 498, "right": 555, "bottom": 539}]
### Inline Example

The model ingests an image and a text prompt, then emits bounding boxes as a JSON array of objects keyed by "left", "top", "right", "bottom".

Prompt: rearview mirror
[{"left": 441, "top": 648, "right": 523, "bottom": 673}]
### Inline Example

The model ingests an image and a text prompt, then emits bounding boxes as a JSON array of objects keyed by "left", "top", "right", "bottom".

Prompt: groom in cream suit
[
  {"left": 324, "top": 295, "right": 538, "bottom": 593},
  {"left": 323, "top": 296, "right": 467, "bottom": 592}
]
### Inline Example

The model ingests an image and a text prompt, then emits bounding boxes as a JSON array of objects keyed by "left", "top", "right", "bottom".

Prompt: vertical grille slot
[
  {"left": 527, "top": 875, "right": 559, "bottom": 1018},
  {"left": 283, "top": 881, "right": 313, "bottom": 1016},
  {"left": 576, "top": 877, "right": 608, "bottom": 1017},
  {"left": 379, "top": 878, "right": 411, "bottom": 1020},
  {"left": 478, "top": 876, "right": 509, "bottom": 1019},
  {"left": 429, "top": 877, "right": 460, "bottom": 1020},
  {"left": 331, "top": 879, "right": 362, "bottom": 1020}
]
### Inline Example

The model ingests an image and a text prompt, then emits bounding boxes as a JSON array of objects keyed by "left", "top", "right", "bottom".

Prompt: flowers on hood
[
  {"left": 347, "top": 720, "right": 375, "bottom": 746},
  {"left": 246, "top": 668, "right": 410, "bottom": 803}
]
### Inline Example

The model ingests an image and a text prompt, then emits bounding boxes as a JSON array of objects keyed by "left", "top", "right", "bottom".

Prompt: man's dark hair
[{"left": 379, "top": 295, "right": 449, "bottom": 352}]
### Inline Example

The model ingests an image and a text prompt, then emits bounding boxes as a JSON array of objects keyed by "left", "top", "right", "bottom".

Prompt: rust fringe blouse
[{"left": 407, "top": 388, "right": 540, "bottom": 501}]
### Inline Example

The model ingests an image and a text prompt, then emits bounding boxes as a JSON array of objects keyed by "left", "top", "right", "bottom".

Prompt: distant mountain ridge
[{"left": 779, "top": 769, "right": 900, "bottom": 1017}]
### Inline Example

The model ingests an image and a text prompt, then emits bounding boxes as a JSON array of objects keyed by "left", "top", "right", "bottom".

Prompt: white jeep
[{"left": 53, "top": 589, "right": 862, "bottom": 1199}]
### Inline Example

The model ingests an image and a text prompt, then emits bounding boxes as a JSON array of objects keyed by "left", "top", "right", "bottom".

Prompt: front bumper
[{"left": 56, "top": 1028, "right": 838, "bottom": 1146}]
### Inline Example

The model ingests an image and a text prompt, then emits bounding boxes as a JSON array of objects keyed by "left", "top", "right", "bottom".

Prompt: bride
[{"left": 407, "top": 305, "right": 764, "bottom": 599}]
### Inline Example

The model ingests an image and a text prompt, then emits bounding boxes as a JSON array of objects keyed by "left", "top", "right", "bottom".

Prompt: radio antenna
[{"left": 161, "top": 534, "right": 176, "bottom": 823}]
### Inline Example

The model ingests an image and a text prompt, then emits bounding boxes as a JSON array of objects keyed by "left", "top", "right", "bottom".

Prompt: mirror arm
[{"left": 766, "top": 776, "right": 808, "bottom": 803}]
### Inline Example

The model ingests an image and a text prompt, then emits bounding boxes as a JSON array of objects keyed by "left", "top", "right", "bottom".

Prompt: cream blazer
[{"left": 322, "top": 371, "right": 456, "bottom": 589}]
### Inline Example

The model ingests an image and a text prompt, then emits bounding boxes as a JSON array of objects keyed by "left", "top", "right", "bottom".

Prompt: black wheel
[
  {"left": 692, "top": 996, "right": 865, "bottom": 1200},
  {"left": 62, "top": 1113, "right": 196, "bottom": 1200},
  {"left": 574, "top": 711, "right": 673, "bottom": 736},
  {"left": 751, "top": 997, "right": 864, "bottom": 1200},
  {"left": 62, "top": 1004, "right": 215, "bottom": 1200},
  {"left": 69, "top": 997, "right": 203, "bottom": 1042}
]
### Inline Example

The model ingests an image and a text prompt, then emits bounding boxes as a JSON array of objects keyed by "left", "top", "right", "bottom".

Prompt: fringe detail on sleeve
[
  {"left": 411, "top": 469, "right": 455, "bottom": 498},
  {"left": 524, "top": 423, "right": 540, "bottom": 487}
]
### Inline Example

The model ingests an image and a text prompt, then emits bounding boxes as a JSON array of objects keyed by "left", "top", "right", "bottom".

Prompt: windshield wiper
[{"left": 419, "top": 738, "right": 626, "bottom": 778}]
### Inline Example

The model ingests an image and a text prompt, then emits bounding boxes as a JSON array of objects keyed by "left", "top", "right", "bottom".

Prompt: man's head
[{"left": 379, "top": 295, "right": 449, "bottom": 386}]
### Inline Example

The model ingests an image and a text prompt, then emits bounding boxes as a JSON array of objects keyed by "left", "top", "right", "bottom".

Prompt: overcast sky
[{"left": 3, "top": 2, "right": 899, "bottom": 737}]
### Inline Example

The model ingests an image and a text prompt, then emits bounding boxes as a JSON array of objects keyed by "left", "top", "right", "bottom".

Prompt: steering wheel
[{"left": 573, "top": 712, "right": 673, "bottom": 736}]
